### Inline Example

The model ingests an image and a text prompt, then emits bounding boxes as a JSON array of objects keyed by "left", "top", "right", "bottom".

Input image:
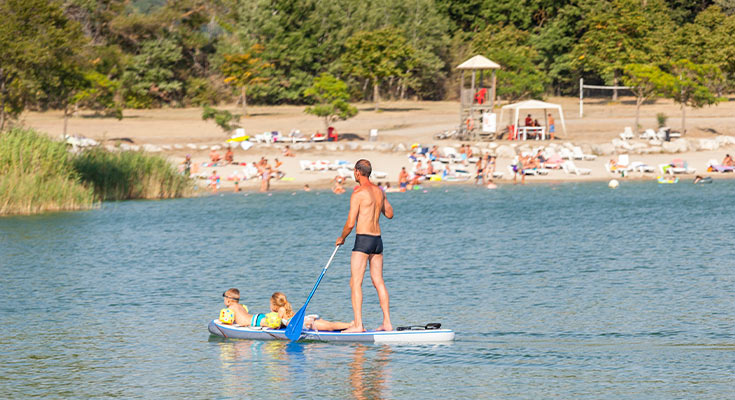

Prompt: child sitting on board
[
  {"left": 221, "top": 288, "right": 272, "bottom": 327},
  {"left": 271, "top": 292, "right": 352, "bottom": 331}
]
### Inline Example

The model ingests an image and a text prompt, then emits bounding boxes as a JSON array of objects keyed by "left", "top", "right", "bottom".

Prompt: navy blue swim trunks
[{"left": 353, "top": 234, "right": 383, "bottom": 255}]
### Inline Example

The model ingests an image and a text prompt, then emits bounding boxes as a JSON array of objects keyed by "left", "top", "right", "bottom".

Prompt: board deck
[{"left": 208, "top": 319, "right": 455, "bottom": 343}]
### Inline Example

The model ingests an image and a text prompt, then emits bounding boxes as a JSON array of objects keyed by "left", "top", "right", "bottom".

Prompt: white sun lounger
[
  {"left": 562, "top": 160, "right": 591, "bottom": 175},
  {"left": 619, "top": 126, "right": 634, "bottom": 140},
  {"left": 572, "top": 146, "right": 597, "bottom": 161}
]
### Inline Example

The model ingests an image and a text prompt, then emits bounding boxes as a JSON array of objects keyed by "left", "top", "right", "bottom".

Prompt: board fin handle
[{"left": 397, "top": 323, "right": 441, "bottom": 331}]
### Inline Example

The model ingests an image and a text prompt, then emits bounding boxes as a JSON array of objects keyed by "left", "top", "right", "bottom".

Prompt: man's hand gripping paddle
[{"left": 285, "top": 246, "right": 340, "bottom": 341}]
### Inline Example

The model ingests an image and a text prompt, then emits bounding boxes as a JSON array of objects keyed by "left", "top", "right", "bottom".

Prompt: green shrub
[{"left": 656, "top": 112, "right": 668, "bottom": 128}]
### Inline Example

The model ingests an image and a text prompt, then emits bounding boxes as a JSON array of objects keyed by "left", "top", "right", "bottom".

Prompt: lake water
[{"left": 1, "top": 181, "right": 733, "bottom": 399}]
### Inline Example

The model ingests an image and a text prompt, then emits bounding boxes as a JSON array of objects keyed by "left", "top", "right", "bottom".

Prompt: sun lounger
[
  {"left": 507, "top": 165, "right": 537, "bottom": 176},
  {"left": 299, "top": 160, "right": 315, "bottom": 171},
  {"left": 619, "top": 127, "right": 634, "bottom": 140},
  {"left": 562, "top": 160, "right": 591, "bottom": 175},
  {"left": 373, "top": 171, "right": 388, "bottom": 179},
  {"left": 559, "top": 148, "right": 573, "bottom": 160},
  {"left": 706, "top": 159, "right": 734, "bottom": 173},
  {"left": 628, "top": 161, "right": 654, "bottom": 173},
  {"left": 313, "top": 160, "right": 330, "bottom": 171},
  {"left": 571, "top": 146, "right": 596, "bottom": 161},
  {"left": 659, "top": 159, "right": 696, "bottom": 175},
  {"left": 543, "top": 153, "right": 564, "bottom": 169}
]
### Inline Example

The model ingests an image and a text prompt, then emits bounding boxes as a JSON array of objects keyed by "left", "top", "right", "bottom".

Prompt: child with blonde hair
[{"left": 270, "top": 292, "right": 352, "bottom": 331}]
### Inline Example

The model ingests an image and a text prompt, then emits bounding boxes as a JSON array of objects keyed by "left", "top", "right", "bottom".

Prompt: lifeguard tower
[{"left": 457, "top": 55, "right": 500, "bottom": 140}]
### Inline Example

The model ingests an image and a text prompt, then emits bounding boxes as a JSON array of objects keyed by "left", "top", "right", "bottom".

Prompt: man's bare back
[{"left": 353, "top": 184, "right": 386, "bottom": 235}]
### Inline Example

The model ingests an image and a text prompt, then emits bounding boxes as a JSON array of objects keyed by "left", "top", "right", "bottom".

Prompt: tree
[
  {"left": 304, "top": 73, "right": 358, "bottom": 134},
  {"left": 666, "top": 59, "right": 724, "bottom": 134},
  {"left": 342, "top": 28, "right": 414, "bottom": 111},
  {"left": 0, "top": 0, "right": 87, "bottom": 130},
  {"left": 221, "top": 44, "right": 272, "bottom": 117},
  {"left": 202, "top": 105, "right": 241, "bottom": 134},
  {"left": 471, "top": 24, "right": 547, "bottom": 101},
  {"left": 622, "top": 64, "right": 674, "bottom": 134},
  {"left": 121, "top": 38, "right": 184, "bottom": 108},
  {"left": 572, "top": 0, "right": 671, "bottom": 100},
  {"left": 72, "top": 71, "right": 123, "bottom": 119}
]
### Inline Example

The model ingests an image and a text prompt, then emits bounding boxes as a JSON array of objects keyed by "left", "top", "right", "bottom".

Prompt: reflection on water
[
  {"left": 215, "top": 339, "right": 392, "bottom": 400},
  {"left": 349, "top": 344, "right": 390, "bottom": 400}
]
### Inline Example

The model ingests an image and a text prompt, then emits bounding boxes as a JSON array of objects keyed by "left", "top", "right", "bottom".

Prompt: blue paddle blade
[{"left": 285, "top": 306, "right": 306, "bottom": 341}]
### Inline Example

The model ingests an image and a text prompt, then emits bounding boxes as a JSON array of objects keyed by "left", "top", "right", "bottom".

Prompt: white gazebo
[{"left": 498, "top": 100, "right": 567, "bottom": 140}]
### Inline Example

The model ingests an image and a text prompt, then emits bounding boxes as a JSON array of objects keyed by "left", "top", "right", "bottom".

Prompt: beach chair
[
  {"left": 706, "top": 159, "right": 735, "bottom": 173},
  {"left": 619, "top": 127, "right": 634, "bottom": 140},
  {"left": 562, "top": 160, "right": 591, "bottom": 175},
  {"left": 571, "top": 146, "right": 585, "bottom": 160},
  {"left": 440, "top": 147, "right": 461, "bottom": 163},
  {"left": 542, "top": 153, "right": 564, "bottom": 169},
  {"left": 313, "top": 160, "right": 330, "bottom": 171},
  {"left": 329, "top": 160, "right": 351, "bottom": 170},
  {"left": 628, "top": 161, "right": 654, "bottom": 173},
  {"left": 640, "top": 129, "right": 657, "bottom": 140},
  {"left": 288, "top": 129, "right": 308, "bottom": 143},
  {"left": 605, "top": 154, "right": 631, "bottom": 175},
  {"left": 373, "top": 171, "right": 388, "bottom": 179},
  {"left": 299, "top": 160, "right": 315, "bottom": 171},
  {"left": 659, "top": 159, "right": 695, "bottom": 175},
  {"left": 559, "top": 147, "right": 573, "bottom": 160}
]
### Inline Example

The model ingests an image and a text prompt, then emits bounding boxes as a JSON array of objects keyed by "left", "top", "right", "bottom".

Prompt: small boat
[{"left": 208, "top": 319, "right": 455, "bottom": 343}]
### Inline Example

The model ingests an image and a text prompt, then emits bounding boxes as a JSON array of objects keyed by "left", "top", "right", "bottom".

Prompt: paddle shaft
[
  {"left": 301, "top": 245, "right": 340, "bottom": 308},
  {"left": 285, "top": 245, "right": 340, "bottom": 340}
]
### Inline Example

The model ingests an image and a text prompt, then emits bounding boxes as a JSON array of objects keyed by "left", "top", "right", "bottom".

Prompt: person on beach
[
  {"left": 224, "top": 148, "right": 234, "bottom": 165},
  {"left": 398, "top": 167, "right": 408, "bottom": 191},
  {"left": 304, "top": 184, "right": 311, "bottom": 192},
  {"left": 485, "top": 155, "right": 496, "bottom": 182},
  {"left": 210, "top": 170, "right": 220, "bottom": 192},
  {"left": 524, "top": 114, "right": 533, "bottom": 126},
  {"left": 271, "top": 292, "right": 352, "bottom": 331},
  {"left": 210, "top": 149, "right": 221, "bottom": 163},
  {"left": 333, "top": 175, "right": 346, "bottom": 194},
  {"left": 182, "top": 155, "right": 191, "bottom": 177},
  {"left": 336, "top": 159, "right": 394, "bottom": 332},
  {"left": 283, "top": 145, "right": 295, "bottom": 157},
  {"left": 548, "top": 113, "right": 555, "bottom": 140},
  {"left": 258, "top": 159, "right": 272, "bottom": 192},
  {"left": 722, "top": 154, "right": 734, "bottom": 167}
]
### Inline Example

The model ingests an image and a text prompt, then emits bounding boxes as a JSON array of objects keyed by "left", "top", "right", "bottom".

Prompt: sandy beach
[{"left": 20, "top": 97, "right": 735, "bottom": 191}]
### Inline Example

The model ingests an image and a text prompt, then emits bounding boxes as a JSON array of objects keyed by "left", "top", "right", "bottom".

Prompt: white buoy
[{"left": 608, "top": 179, "right": 619, "bottom": 189}]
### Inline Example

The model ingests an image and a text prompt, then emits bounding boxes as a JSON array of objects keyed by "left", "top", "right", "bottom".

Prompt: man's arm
[
  {"left": 382, "top": 192, "right": 394, "bottom": 219},
  {"left": 336, "top": 191, "right": 360, "bottom": 245}
]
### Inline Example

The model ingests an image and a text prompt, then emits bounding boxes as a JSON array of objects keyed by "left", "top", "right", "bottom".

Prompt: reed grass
[
  {"left": 0, "top": 128, "right": 96, "bottom": 215},
  {"left": 73, "top": 148, "right": 192, "bottom": 201},
  {"left": 1, "top": 127, "right": 192, "bottom": 216}
]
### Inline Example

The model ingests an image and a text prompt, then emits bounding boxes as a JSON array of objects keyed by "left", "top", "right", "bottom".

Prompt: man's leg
[
  {"left": 368, "top": 254, "right": 392, "bottom": 331},
  {"left": 344, "top": 251, "right": 369, "bottom": 332}
]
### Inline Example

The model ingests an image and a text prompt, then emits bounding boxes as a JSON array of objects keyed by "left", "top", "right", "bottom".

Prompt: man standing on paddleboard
[{"left": 336, "top": 159, "right": 394, "bottom": 332}]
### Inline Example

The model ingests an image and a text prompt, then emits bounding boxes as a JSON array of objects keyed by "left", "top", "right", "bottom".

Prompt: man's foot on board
[
  {"left": 375, "top": 323, "right": 393, "bottom": 332},
  {"left": 343, "top": 322, "right": 366, "bottom": 333}
]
